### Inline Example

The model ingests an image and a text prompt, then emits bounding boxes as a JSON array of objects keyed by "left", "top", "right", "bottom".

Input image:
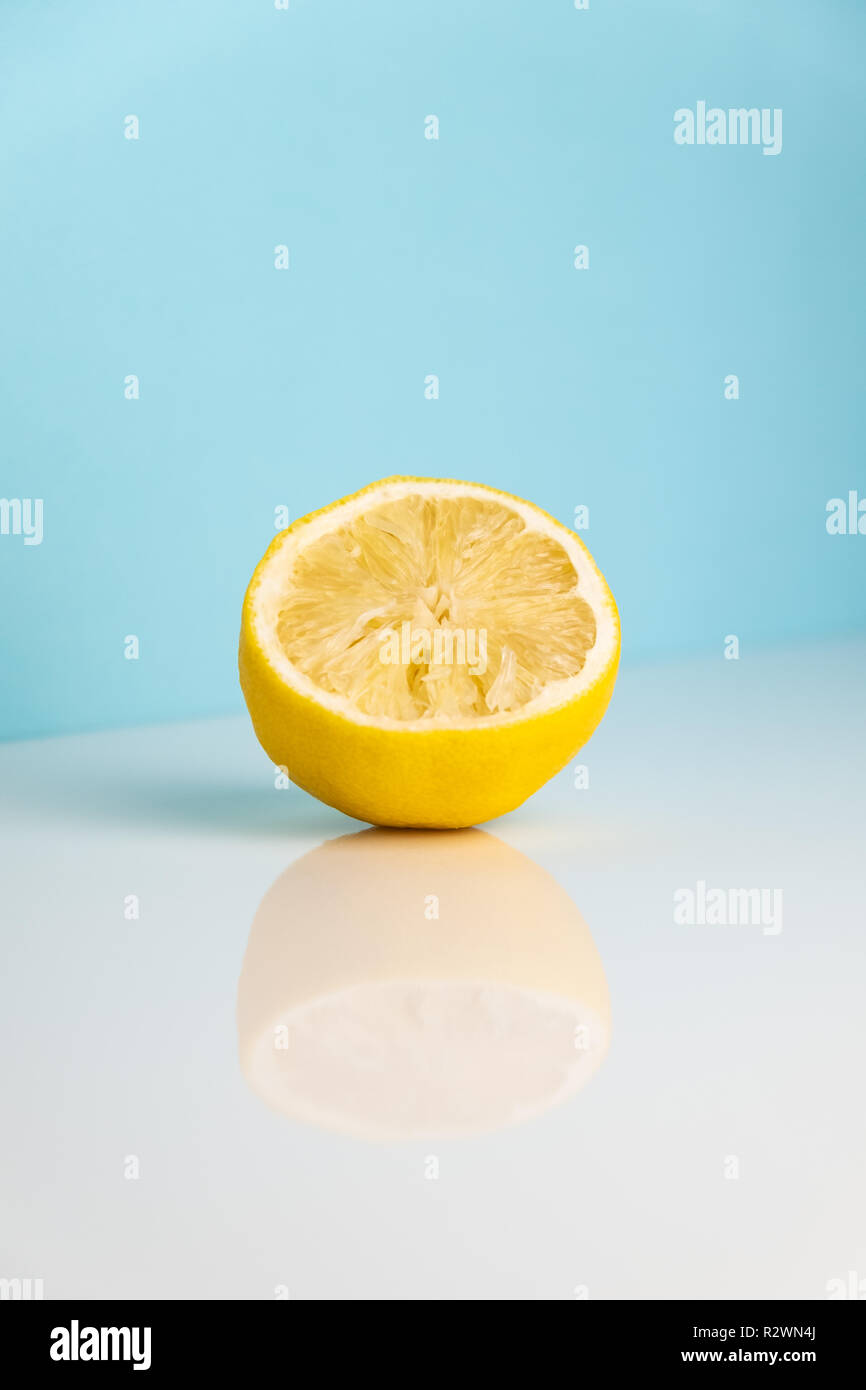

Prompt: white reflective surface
[{"left": 1, "top": 641, "right": 864, "bottom": 1299}]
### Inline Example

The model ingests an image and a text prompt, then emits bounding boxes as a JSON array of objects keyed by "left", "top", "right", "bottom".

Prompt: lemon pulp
[{"left": 275, "top": 494, "right": 597, "bottom": 721}]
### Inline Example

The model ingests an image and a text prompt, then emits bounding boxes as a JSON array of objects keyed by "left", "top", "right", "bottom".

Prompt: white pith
[{"left": 249, "top": 479, "right": 619, "bottom": 731}]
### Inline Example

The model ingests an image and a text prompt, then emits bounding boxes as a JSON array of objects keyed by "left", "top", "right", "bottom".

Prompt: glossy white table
[{"left": 1, "top": 639, "right": 863, "bottom": 1299}]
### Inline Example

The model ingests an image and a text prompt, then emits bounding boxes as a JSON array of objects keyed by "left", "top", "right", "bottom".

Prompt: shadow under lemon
[{"left": 237, "top": 828, "right": 611, "bottom": 1141}]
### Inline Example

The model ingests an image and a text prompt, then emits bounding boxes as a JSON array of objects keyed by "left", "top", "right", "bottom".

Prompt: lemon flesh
[
  {"left": 240, "top": 477, "right": 620, "bottom": 827},
  {"left": 276, "top": 494, "right": 598, "bottom": 721}
]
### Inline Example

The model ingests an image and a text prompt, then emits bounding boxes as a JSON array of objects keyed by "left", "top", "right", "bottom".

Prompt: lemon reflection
[{"left": 237, "top": 828, "right": 610, "bottom": 1141}]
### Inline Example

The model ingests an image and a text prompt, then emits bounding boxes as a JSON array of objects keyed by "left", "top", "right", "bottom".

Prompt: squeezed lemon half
[{"left": 239, "top": 477, "right": 620, "bottom": 827}]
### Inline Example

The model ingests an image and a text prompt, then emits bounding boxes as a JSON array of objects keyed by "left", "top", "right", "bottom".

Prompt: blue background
[{"left": 2, "top": 0, "right": 864, "bottom": 740}]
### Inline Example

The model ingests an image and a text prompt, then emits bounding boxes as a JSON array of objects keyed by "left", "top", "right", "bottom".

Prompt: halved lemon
[{"left": 239, "top": 477, "right": 619, "bottom": 827}]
